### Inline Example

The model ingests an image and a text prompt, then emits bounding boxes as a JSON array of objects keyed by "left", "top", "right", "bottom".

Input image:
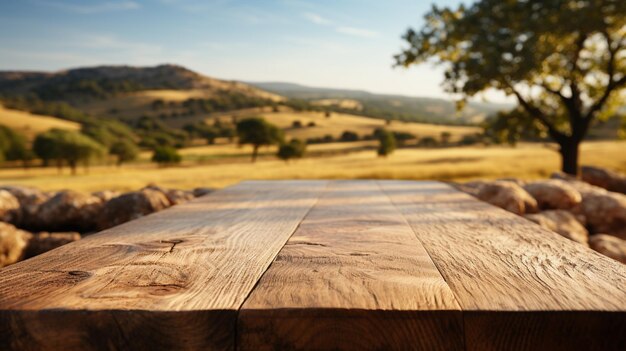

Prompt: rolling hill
[
  {"left": 0, "top": 104, "right": 80, "bottom": 139},
  {"left": 248, "top": 82, "right": 512, "bottom": 124},
  {"left": 0, "top": 65, "right": 282, "bottom": 102}
]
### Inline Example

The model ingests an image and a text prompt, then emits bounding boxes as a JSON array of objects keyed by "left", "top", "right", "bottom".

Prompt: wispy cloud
[
  {"left": 303, "top": 12, "right": 331, "bottom": 26},
  {"left": 336, "top": 26, "right": 380, "bottom": 39},
  {"left": 41, "top": 1, "right": 140, "bottom": 14},
  {"left": 304, "top": 12, "right": 379, "bottom": 39}
]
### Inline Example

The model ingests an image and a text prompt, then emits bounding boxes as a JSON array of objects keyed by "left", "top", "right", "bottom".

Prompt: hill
[
  {"left": 0, "top": 64, "right": 292, "bottom": 149},
  {"left": 248, "top": 82, "right": 512, "bottom": 124},
  {"left": 0, "top": 65, "right": 282, "bottom": 102},
  {"left": 237, "top": 110, "right": 479, "bottom": 142},
  {"left": 0, "top": 104, "right": 81, "bottom": 139}
]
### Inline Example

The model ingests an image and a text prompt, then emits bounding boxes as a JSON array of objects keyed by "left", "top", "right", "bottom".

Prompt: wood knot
[{"left": 68, "top": 270, "right": 92, "bottom": 278}]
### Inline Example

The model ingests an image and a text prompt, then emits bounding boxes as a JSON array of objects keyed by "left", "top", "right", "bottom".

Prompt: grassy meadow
[
  {"left": 1, "top": 140, "right": 624, "bottom": 192},
  {"left": 0, "top": 104, "right": 81, "bottom": 139}
]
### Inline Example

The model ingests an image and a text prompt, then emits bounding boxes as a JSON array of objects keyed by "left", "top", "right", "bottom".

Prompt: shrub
[
  {"left": 340, "top": 131, "right": 359, "bottom": 142},
  {"left": 277, "top": 139, "right": 307, "bottom": 163},
  {"left": 152, "top": 146, "right": 182, "bottom": 166},
  {"left": 418, "top": 136, "right": 439, "bottom": 148}
]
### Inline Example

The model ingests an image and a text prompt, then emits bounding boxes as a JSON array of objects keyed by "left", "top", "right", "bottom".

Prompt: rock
[
  {"left": 0, "top": 186, "right": 51, "bottom": 229},
  {"left": 165, "top": 189, "right": 195, "bottom": 205},
  {"left": 0, "top": 190, "right": 20, "bottom": 223},
  {"left": 497, "top": 178, "right": 526, "bottom": 186},
  {"left": 143, "top": 184, "right": 195, "bottom": 206},
  {"left": 0, "top": 222, "right": 31, "bottom": 267},
  {"left": 550, "top": 171, "right": 577, "bottom": 181},
  {"left": 97, "top": 189, "right": 170, "bottom": 230},
  {"left": 22, "top": 232, "right": 81, "bottom": 259},
  {"left": 589, "top": 234, "right": 626, "bottom": 264},
  {"left": 579, "top": 191, "right": 626, "bottom": 239},
  {"left": 524, "top": 210, "right": 589, "bottom": 245},
  {"left": 550, "top": 172, "right": 600, "bottom": 196},
  {"left": 581, "top": 166, "right": 626, "bottom": 194},
  {"left": 92, "top": 190, "right": 121, "bottom": 202},
  {"left": 454, "top": 181, "right": 486, "bottom": 197},
  {"left": 193, "top": 187, "right": 215, "bottom": 198},
  {"left": 35, "top": 190, "right": 104, "bottom": 232},
  {"left": 476, "top": 181, "right": 538, "bottom": 215},
  {"left": 523, "top": 180, "right": 582, "bottom": 210}
]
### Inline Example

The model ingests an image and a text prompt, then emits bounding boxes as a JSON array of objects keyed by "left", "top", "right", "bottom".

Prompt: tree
[
  {"left": 0, "top": 126, "right": 34, "bottom": 167},
  {"left": 440, "top": 131, "right": 452, "bottom": 145},
  {"left": 277, "top": 139, "right": 306, "bottom": 163},
  {"left": 418, "top": 136, "right": 439, "bottom": 148},
  {"left": 33, "top": 129, "right": 105, "bottom": 174},
  {"left": 340, "top": 131, "right": 359, "bottom": 142},
  {"left": 152, "top": 146, "right": 182, "bottom": 166},
  {"left": 396, "top": 0, "right": 626, "bottom": 175},
  {"left": 33, "top": 129, "right": 64, "bottom": 168},
  {"left": 236, "top": 117, "right": 284, "bottom": 162},
  {"left": 58, "top": 132, "right": 106, "bottom": 175},
  {"left": 377, "top": 129, "right": 397, "bottom": 157},
  {"left": 184, "top": 123, "right": 219, "bottom": 144},
  {"left": 110, "top": 140, "right": 139, "bottom": 166}
]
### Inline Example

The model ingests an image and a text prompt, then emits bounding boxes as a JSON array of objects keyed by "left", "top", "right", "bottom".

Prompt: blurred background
[{"left": 1, "top": 0, "right": 625, "bottom": 265}]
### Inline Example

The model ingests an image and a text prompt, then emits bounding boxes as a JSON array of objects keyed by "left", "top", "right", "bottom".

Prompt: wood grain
[
  {"left": 238, "top": 180, "right": 464, "bottom": 350},
  {"left": 0, "top": 180, "right": 328, "bottom": 351},
  {"left": 2, "top": 180, "right": 625, "bottom": 350},
  {"left": 380, "top": 180, "right": 626, "bottom": 350}
]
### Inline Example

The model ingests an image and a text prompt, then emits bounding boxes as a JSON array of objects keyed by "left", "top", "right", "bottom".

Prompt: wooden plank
[
  {"left": 238, "top": 180, "right": 464, "bottom": 350},
  {"left": 380, "top": 180, "right": 626, "bottom": 350},
  {"left": 0, "top": 180, "right": 328, "bottom": 351}
]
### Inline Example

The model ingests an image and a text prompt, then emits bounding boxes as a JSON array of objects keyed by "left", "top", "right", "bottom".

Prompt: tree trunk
[
  {"left": 251, "top": 145, "right": 259, "bottom": 163},
  {"left": 69, "top": 161, "right": 77, "bottom": 175},
  {"left": 559, "top": 139, "right": 580, "bottom": 176}
]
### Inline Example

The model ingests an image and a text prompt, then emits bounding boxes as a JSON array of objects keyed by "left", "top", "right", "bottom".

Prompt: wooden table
[{"left": 0, "top": 180, "right": 625, "bottom": 350}]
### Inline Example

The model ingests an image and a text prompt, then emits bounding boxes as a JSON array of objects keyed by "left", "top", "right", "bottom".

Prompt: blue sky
[{"left": 0, "top": 0, "right": 502, "bottom": 100}]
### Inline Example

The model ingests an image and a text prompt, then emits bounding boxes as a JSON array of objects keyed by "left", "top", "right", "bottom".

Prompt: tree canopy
[
  {"left": 376, "top": 129, "right": 397, "bottom": 157},
  {"left": 110, "top": 139, "right": 139, "bottom": 166},
  {"left": 151, "top": 146, "right": 182, "bottom": 166},
  {"left": 396, "top": 0, "right": 626, "bottom": 174},
  {"left": 0, "top": 125, "right": 33, "bottom": 166},
  {"left": 277, "top": 139, "right": 307, "bottom": 163},
  {"left": 236, "top": 117, "right": 284, "bottom": 162},
  {"left": 33, "top": 129, "right": 106, "bottom": 174}
]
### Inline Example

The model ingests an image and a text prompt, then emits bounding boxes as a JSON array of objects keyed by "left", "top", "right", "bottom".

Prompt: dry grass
[
  {"left": 246, "top": 110, "right": 480, "bottom": 141},
  {"left": 1, "top": 141, "right": 624, "bottom": 193},
  {"left": 0, "top": 104, "right": 81, "bottom": 139},
  {"left": 79, "top": 88, "right": 282, "bottom": 120},
  {"left": 312, "top": 99, "right": 363, "bottom": 110}
]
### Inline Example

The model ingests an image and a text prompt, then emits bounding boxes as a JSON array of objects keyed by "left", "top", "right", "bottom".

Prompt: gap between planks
[{"left": 233, "top": 180, "right": 330, "bottom": 351}]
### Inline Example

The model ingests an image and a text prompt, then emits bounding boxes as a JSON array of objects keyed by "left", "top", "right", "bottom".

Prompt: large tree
[
  {"left": 33, "top": 129, "right": 106, "bottom": 174},
  {"left": 396, "top": 0, "right": 626, "bottom": 175},
  {"left": 236, "top": 117, "right": 284, "bottom": 162}
]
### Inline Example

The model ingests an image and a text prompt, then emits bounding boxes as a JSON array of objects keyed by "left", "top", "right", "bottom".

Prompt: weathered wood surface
[
  {"left": 0, "top": 180, "right": 328, "bottom": 350},
  {"left": 239, "top": 180, "right": 463, "bottom": 350},
  {"left": 1, "top": 180, "right": 625, "bottom": 351},
  {"left": 381, "top": 180, "right": 626, "bottom": 350}
]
